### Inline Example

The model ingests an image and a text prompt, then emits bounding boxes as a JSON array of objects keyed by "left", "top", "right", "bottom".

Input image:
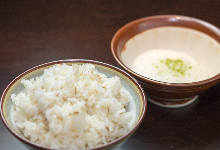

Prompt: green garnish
[
  {"left": 159, "top": 58, "right": 192, "bottom": 76},
  {"left": 152, "top": 64, "right": 159, "bottom": 69}
]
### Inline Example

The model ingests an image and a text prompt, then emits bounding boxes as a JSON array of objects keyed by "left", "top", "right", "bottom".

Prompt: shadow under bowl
[{"left": 111, "top": 15, "right": 220, "bottom": 108}]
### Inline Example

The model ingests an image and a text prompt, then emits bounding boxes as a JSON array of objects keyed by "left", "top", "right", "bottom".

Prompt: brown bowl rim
[
  {"left": 111, "top": 14, "right": 220, "bottom": 87},
  {"left": 0, "top": 59, "right": 147, "bottom": 150}
]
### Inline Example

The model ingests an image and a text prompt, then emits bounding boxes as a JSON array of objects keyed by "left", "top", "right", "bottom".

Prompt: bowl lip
[
  {"left": 0, "top": 59, "right": 147, "bottom": 150},
  {"left": 111, "top": 14, "right": 220, "bottom": 87}
]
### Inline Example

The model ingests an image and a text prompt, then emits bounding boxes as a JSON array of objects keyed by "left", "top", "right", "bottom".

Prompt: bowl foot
[{"left": 148, "top": 95, "right": 199, "bottom": 108}]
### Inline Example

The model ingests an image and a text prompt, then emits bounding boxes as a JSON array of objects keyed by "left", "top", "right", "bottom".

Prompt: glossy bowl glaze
[
  {"left": 0, "top": 59, "right": 147, "bottom": 150},
  {"left": 111, "top": 15, "right": 220, "bottom": 108}
]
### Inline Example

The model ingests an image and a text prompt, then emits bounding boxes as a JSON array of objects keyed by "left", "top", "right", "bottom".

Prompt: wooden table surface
[{"left": 0, "top": 0, "right": 220, "bottom": 150}]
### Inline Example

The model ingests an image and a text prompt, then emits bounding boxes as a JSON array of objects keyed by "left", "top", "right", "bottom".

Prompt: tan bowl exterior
[
  {"left": 111, "top": 15, "right": 220, "bottom": 108},
  {"left": 1, "top": 59, "right": 147, "bottom": 150}
]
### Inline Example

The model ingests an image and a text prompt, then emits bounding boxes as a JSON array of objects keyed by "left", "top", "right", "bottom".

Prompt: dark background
[{"left": 0, "top": 0, "right": 220, "bottom": 150}]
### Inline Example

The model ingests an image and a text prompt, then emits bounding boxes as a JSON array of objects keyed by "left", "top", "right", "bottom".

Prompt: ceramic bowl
[
  {"left": 111, "top": 15, "right": 220, "bottom": 108},
  {"left": 0, "top": 59, "right": 147, "bottom": 150}
]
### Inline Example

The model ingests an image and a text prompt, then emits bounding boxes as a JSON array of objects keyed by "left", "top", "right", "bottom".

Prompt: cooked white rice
[{"left": 10, "top": 63, "right": 135, "bottom": 149}]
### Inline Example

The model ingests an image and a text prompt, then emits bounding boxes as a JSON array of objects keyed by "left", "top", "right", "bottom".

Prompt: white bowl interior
[{"left": 121, "top": 27, "right": 220, "bottom": 79}]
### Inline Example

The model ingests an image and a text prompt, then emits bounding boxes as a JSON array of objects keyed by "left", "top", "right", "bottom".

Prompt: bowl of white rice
[
  {"left": 111, "top": 15, "right": 220, "bottom": 108},
  {"left": 0, "top": 59, "right": 146, "bottom": 150}
]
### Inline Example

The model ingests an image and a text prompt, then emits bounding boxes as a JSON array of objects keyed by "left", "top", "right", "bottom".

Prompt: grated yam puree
[
  {"left": 131, "top": 49, "right": 211, "bottom": 83},
  {"left": 10, "top": 63, "right": 135, "bottom": 149}
]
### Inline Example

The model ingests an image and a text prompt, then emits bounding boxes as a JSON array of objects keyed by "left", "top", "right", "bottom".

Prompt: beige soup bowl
[{"left": 111, "top": 15, "right": 220, "bottom": 108}]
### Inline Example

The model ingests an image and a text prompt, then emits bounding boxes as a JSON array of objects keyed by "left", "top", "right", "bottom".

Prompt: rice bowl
[{"left": 1, "top": 60, "right": 146, "bottom": 150}]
